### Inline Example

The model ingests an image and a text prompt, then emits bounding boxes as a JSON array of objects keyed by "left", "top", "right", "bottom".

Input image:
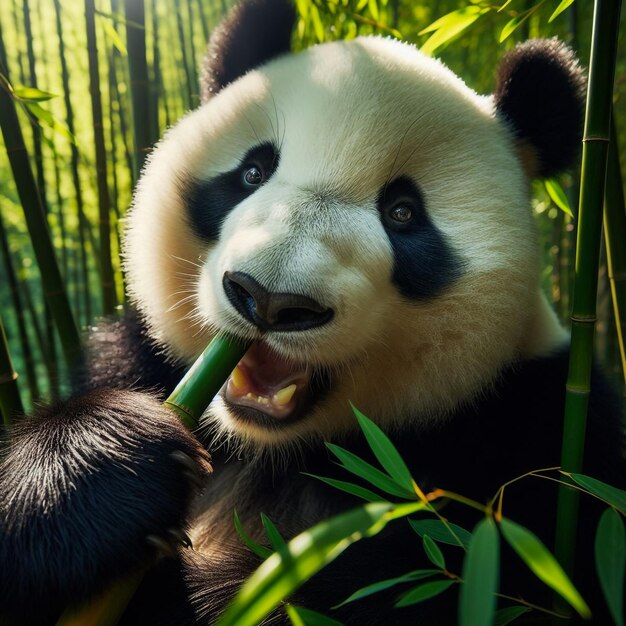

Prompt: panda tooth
[
  {"left": 230, "top": 366, "right": 247, "bottom": 391},
  {"left": 273, "top": 384, "right": 297, "bottom": 406}
]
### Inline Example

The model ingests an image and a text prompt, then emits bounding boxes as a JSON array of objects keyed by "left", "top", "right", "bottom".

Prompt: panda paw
[{"left": 0, "top": 388, "right": 211, "bottom": 620}]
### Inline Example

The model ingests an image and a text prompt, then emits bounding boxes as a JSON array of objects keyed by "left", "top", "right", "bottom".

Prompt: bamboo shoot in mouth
[{"left": 164, "top": 333, "right": 252, "bottom": 430}]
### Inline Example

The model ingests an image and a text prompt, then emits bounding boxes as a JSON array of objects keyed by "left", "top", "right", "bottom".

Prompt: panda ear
[
  {"left": 199, "top": 0, "right": 296, "bottom": 103},
  {"left": 494, "top": 38, "right": 586, "bottom": 179}
]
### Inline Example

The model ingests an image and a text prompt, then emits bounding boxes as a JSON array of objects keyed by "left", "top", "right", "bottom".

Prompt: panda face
[{"left": 124, "top": 37, "right": 564, "bottom": 450}]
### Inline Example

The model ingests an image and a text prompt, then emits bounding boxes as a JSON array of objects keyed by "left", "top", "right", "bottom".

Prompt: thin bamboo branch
[
  {"left": 555, "top": 0, "right": 621, "bottom": 582},
  {"left": 0, "top": 20, "right": 84, "bottom": 372},
  {"left": 603, "top": 117, "right": 626, "bottom": 387}
]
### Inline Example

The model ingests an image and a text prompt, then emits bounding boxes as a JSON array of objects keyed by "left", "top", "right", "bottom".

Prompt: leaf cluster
[{"left": 225, "top": 406, "right": 626, "bottom": 626}]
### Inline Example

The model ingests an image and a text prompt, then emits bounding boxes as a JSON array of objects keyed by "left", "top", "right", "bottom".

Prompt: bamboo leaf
[
  {"left": 101, "top": 20, "right": 127, "bottom": 56},
  {"left": 500, "top": 518, "right": 590, "bottom": 618},
  {"left": 419, "top": 7, "right": 488, "bottom": 55},
  {"left": 499, "top": 13, "right": 530, "bottom": 43},
  {"left": 568, "top": 473, "right": 626, "bottom": 513},
  {"left": 309, "top": 4, "right": 325, "bottom": 42},
  {"left": 286, "top": 605, "right": 344, "bottom": 626},
  {"left": 409, "top": 519, "right": 472, "bottom": 548},
  {"left": 234, "top": 511, "right": 272, "bottom": 560},
  {"left": 549, "top": 0, "right": 576, "bottom": 23},
  {"left": 459, "top": 518, "right": 499, "bottom": 626},
  {"left": 595, "top": 508, "right": 625, "bottom": 626},
  {"left": 216, "top": 502, "right": 397, "bottom": 626},
  {"left": 493, "top": 606, "right": 530, "bottom": 625},
  {"left": 12, "top": 86, "right": 58, "bottom": 102},
  {"left": 395, "top": 579, "right": 455, "bottom": 607},
  {"left": 423, "top": 535, "right": 446, "bottom": 569},
  {"left": 352, "top": 405, "right": 414, "bottom": 492},
  {"left": 303, "top": 473, "right": 384, "bottom": 502},
  {"left": 368, "top": 0, "right": 379, "bottom": 21},
  {"left": 545, "top": 179, "right": 573, "bottom": 217},
  {"left": 325, "top": 443, "right": 415, "bottom": 499},
  {"left": 24, "top": 102, "right": 75, "bottom": 144},
  {"left": 497, "top": 0, "right": 514, "bottom": 12},
  {"left": 335, "top": 569, "right": 439, "bottom": 607},
  {"left": 261, "top": 514, "right": 288, "bottom": 552}
]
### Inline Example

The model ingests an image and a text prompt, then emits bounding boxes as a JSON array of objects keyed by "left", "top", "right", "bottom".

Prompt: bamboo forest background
[{"left": 0, "top": 0, "right": 625, "bottom": 409}]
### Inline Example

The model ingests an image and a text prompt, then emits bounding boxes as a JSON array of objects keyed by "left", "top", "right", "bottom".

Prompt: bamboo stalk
[
  {"left": 85, "top": 0, "right": 117, "bottom": 316},
  {"left": 554, "top": 0, "right": 621, "bottom": 582},
  {"left": 0, "top": 316, "right": 23, "bottom": 427},
  {"left": 0, "top": 211, "right": 40, "bottom": 403},
  {"left": 603, "top": 118, "right": 626, "bottom": 387},
  {"left": 57, "top": 333, "right": 251, "bottom": 625},
  {"left": 176, "top": 4, "right": 193, "bottom": 109},
  {"left": 125, "top": 0, "right": 155, "bottom": 176},
  {"left": 53, "top": 0, "right": 92, "bottom": 326},
  {"left": 0, "top": 20, "right": 84, "bottom": 372}
]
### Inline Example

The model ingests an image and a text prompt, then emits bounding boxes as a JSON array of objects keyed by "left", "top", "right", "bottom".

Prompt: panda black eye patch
[
  {"left": 377, "top": 176, "right": 465, "bottom": 300},
  {"left": 182, "top": 142, "right": 279, "bottom": 241}
]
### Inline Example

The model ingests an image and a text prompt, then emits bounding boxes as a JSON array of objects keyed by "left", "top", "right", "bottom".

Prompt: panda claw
[
  {"left": 146, "top": 534, "right": 179, "bottom": 558},
  {"left": 170, "top": 450, "right": 198, "bottom": 470},
  {"left": 168, "top": 528, "right": 193, "bottom": 549}
]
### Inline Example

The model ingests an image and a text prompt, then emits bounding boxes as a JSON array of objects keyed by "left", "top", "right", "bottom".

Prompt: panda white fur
[{"left": 1, "top": 1, "right": 624, "bottom": 625}]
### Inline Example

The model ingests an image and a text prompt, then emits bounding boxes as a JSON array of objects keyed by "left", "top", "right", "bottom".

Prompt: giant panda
[{"left": 1, "top": 1, "right": 624, "bottom": 625}]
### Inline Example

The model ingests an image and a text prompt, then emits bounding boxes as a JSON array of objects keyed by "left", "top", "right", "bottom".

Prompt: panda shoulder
[{"left": 82, "top": 311, "right": 185, "bottom": 394}]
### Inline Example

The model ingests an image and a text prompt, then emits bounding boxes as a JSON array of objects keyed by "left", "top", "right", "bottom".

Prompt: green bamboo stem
[
  {"left": 603, "top": 118, "right": 626, "bottom": 387},
  {"left": 0, "top": 211, "right": 40, "bottom": 403},
  {"left": 85, "top": 0, "right": 117, "bottom": 316},
  {"left": 0, "top": 316, "right": 23, "bottom": 427},
  {"left": 554, "top": 0, "right": 621, "bottom": 583},
  {"left": 58, "top": 333, "right": 251, "bottom": 624},
  {"left": 0, "top": 20, "right": 84, "bottom": 373},
  {"left": 164, "top": 333, "right": 251, "bottom": 429},
  {"left": 53, "top": 0, "right": 92, "bottom": 326},
  {"left": 176, "top": 6, "right": 193, "bottom": 109},
  {"left": 125, "top": 0, "right": 155, "bottom": 177}
]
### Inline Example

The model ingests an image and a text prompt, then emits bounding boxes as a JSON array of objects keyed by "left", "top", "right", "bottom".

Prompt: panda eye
[
  {"left": 242, "top": 165, "right": 264, "bottom": 188},
  {"left": 388, "top": 204, "right": 413, "bottom": 223}
]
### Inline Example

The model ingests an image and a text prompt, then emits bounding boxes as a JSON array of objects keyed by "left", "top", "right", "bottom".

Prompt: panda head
[{"left": 123, "top": 0, "right": 584, "bottom": 452}]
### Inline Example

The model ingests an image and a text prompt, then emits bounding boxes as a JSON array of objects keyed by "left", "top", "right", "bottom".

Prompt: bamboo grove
[{"left": 0, "top": 0, "right": 624, "bottom": 409}]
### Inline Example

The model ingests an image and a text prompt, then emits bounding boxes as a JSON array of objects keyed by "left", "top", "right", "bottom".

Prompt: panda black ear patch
[
  {"left": 494, "top": 38, "right": 586, "bottom": 179},
  {"left": 200, "top": 0, "right": 296, "bottom": 102}
]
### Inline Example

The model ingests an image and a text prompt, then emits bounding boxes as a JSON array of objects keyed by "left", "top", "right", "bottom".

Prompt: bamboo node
[
  {"left": 569, "top": 315, "right": 597, "bottom": 323},
  {"left": 0, "top": 372, "right": 18, "bottom": 384},
  {"left": 565, "top": 385, "right": 591, "bottom": 395},
  {"left": 582, "top": 136, "right": 610, "bottom": 143}
]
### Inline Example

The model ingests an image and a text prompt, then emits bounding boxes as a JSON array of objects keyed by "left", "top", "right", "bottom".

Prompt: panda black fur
[{"left": 1, "top": 1, "right": 624, "bottom": 624}]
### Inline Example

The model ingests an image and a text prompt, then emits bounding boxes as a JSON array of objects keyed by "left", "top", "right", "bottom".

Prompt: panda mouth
[{"left": 223, "top": 341, "right": 315, "bottom": 422}]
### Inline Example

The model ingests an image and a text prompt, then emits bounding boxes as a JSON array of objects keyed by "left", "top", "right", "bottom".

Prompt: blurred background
[{"left": 0, "top": 0, "right": 624, "bottom": 410}]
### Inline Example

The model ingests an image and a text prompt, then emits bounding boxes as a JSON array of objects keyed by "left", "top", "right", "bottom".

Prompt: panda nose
[{"left": 222, "top": 271, "right": 334, "bottom": 332}]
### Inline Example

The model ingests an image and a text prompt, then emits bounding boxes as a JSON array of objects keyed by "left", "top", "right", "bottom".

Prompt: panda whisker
[
  {"left": 384, "top": 113, "right": 425, "bottom": 194},
  {"left": 242, "top": 110, "right": 264, "bottom": 147},
  {"left": 170, "top": 255, "right": 204, "bottom": 269}
]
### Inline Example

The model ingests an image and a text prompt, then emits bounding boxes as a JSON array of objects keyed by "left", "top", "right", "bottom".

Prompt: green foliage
[
  {"left": 409, "top": 518, "right": 472, "bottom": 548},
  {"left": 567, "top": 472, "right": 626, "bottom": 512},
  {"left": 459, "top": 518, "right": 499, "bottom": 626},
  {"left": 335, "top": 569, "right": 440, "bottom": 607},
  {"left": 227, "top": 409, "right": 625, "bottom": 625},
  {"left": 285, "top": 605, "right": 344, "bottom": 626},
  {"left": 499, "top": 517, "right": 590, "bottom": 618},
  {"left": 395, "top": 579, "right": 456, "bottom": 607},
  {"left": 594, "top": 508, "right": 625, "bottom": 626}
]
